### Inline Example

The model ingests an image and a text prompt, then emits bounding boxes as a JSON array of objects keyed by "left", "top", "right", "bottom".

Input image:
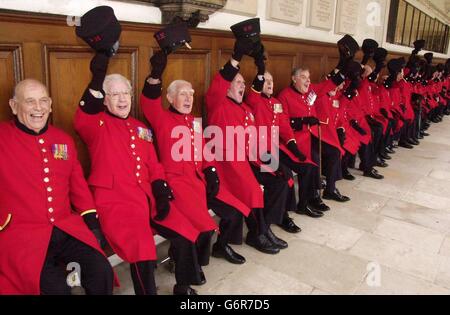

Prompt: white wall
[{"left": 0, "top": 0, "right": 448, "bottom": 58}]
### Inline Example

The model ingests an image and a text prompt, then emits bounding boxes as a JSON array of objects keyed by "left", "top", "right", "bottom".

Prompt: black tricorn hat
[
  {"left": 76, "top": 6, "right": 121, "bottom": 53},
  {"left": 362, "top": 39, "right": 379, "bottom": 56},
  {"left": 373, "top": 47, "right": 388, "bottom": 63},
  {"left": 230, "top": 18, "right": 261, "bottom": 43},
  {"left": 154, "top": 22, "right": 192, "bottom": 55},
  {"left": 413, "top": 39, "right": 426, "bottom": 50},
  {"left": 337, "top": 34, "right": 360, "bottom": 58},
  {"left": 424, "top": 52, "right": 433, "bottom": 64},
  {"left": 388, "top": 57, "right": 406, "bottom": 74}
]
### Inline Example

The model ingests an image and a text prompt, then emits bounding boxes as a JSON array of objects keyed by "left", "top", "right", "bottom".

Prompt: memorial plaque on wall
[
  {"left": 222, "top": 0, "right": 258, "bottom": 16},
  {"left": 335, "top": 0, "right": 359, "bottom": 35},
  {"left": 267, "top": 0, "right": 304, "bottom": 25},
  {"left": 307, "top": 0, "right": 336, "bottom": 30}
]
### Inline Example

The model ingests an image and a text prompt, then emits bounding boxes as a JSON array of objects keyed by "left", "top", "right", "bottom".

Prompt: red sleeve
[
  {"left": 140, "top": 93, "right": 165, "bottom": 130},
  {"left": 311, "top": 79, "right": 337, "bottom": 98}
]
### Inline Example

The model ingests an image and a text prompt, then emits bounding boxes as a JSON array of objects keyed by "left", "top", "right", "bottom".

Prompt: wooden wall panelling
[
  {"left": 266, "top": 52, "right": 297, "bottom": 96},
  {"left": 301, "top": 53, "right": 326, "bottom": 83},
  {"left": 0, "top": 44, "right": 23, "bottom": 121}
]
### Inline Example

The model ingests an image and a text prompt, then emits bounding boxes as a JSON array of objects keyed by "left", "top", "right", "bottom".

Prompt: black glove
[
  {"left": 380, "top": 108, "right": 389, "bottom": 118},
  {"left": 302, "top": 116, "right": 320, "bottom": 126},
  {"left": 150, "top": 50, "right": 167, "bottom": 80},
  {"left": 290, "top": 117, "right": 303, "bottom": 131},
  {"left": 254, "top": 51, "right": 266, "bottom": 76},
  {"left": 203, "top": 166, "right": 220, "bottom": 199},
  {"left": 151, "top": 180, "right": 173, "bottom": 221},
  {"left": 286, "top": 141, "right": 306, "bottom": 161},
  {"left": 350, "top": 120, "right": 367, "bottom": 136},
  {"left": 337, "top": 128, "right": 346, "bottom": 146},
  {"left": 89, "top": 52, "right": 110, "bottom": 91},
  {"left": 83, "top": 213, "right": 107, "bottom": 249},
  {"left": 232, "top": 38, "right": 255, "bottom": 62}
]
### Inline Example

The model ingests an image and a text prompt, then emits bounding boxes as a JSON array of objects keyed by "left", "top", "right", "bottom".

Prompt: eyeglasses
[{"left": 106, "top": 91, "right": 132, "bottom": 100}]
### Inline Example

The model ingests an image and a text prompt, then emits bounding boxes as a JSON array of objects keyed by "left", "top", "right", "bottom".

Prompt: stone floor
[{"left": 113, "top": 118, "right": 450, "bottom": 295}]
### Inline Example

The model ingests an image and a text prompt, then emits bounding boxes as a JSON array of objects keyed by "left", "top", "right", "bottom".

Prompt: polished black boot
[
  {"left": 245, "top": 233, "right": 280, "bottom": 254},
  {"left": 278, "top": 215, "right": 301, "bottom": 233},
  {"left": 266, "top": 228, "right": 288, "bottom": 249},
  {"left": 173, "top": 284, "right": 198, "bottom": 295},
  {"left": 309, "top": 197, "right": 330, "bottom": 212},
  {"left": 211, "top": 242, "right": 246, "bottom": 264},
  {"left": 295, "top": 203, "right": 324, "bottom": 218},
  {"left": 342, "top": 169, "right": 356, "bottom": 181},
  {"left": 363, "top": 168, "right": 384, "bottom": 179},
  {"left": 323, "top": 189, "right": 350, "bottom": 202}
]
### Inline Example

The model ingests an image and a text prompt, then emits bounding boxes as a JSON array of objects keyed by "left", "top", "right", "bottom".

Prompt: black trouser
[
  {"left": 130, "top": 261, "right": 157, "bottom": 295},
  {"left": 368, "top": 120, "right": 384, "bottom": 157},
  {"left": 279, "top": 150, "right": 320, "bottom": 208},
  {"left": 40, "top": 227, "right": 114, "bottom": 295},
  {"left": 341, "top": 151, "right": 353, "bottom": 173},
  {"left": 358, "top": 141, "right": 376, "bottom": 172},
  {"left": 384, "top": 119, "right": 395, "bottom": 148},
  {"left": 208, "top": 197, "right": 244, "bottom": 247},
  {"left": 251, "top": 163, "right": 289, "bottom": 226},
  {"left": 151, "top": 222, "right": 210, "bottom": 286},
  {"left": 311, "top": 137, "right": 342, "bottom": 194}
]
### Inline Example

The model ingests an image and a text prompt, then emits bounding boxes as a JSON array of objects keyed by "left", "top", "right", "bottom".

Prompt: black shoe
[
  {"left": 398, "top": 141, "right": 413, "bottom": 149},
  {"left": 173, "top": 285, "right": 198, "bottom": 295},
  {"left": 379, "top": 152, "right": 391, "bottom": 160},
  {"left": 212, "top": 243, "right": 246, "bottom": 264},
  {"left": 295, "top": 204, "right": 324, "bottom": 218},
  {"left": 421, "top": 131, "right": 429, "bottom": 136},
  {"left": 342, "top": 171, "right": 356, "bottom": 181},
  {"left": 375, "top": 158, "right": 388, "bottom": 168},
  {"left": 385, "top": 147, "right": 395, "bottom": 154},
  {"left": 407, "top": 138, "right": 420, "bottom": 145},
  {"left": 323, "top": 189, "right": 350, "bottom": 202},
  {"left": 278, "top": 216, "right": 301, "bottom": 233},
  {"left": 191, "top": 270, "right": 206, "bottom": 286},
  {"left": 266, "top": 228, "right": 288, "bottom": 249},
  {"left": 363, "top": 168, "right": 384, "bottom": 179},
  {"left": 309, "top": 198, "right": 330, "bottom": 212},
  {"left": 245, "top": 233, "right": 280, "bottom": 254}
]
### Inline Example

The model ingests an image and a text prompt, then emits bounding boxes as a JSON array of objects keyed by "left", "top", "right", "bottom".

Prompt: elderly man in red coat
[
  {"left": 140, "top": 50, "right": 252, "bottom": 265},
  {"left": 277, "top": 65, "right": 347, "bottom": 215},
  {"left": 0, "top": 79, "right": 114, "bottom": 295},
  {"left": 246, "top": 63, "right": 303, "bottom": 234},
  {"left": 205, "top": 38, "right": 288, "bottom": 255},
  {"left": 75, "top": 52, "right": 207, "bottom": 295}
]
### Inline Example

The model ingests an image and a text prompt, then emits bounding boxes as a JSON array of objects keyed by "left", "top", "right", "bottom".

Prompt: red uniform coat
[
  {"left": 140, "top": 89, "right": 250, "bottom": 221},
  {"left": 397, "top": 79, "right": 415, "bottom": 121},
  {"left": 75, "top": 107, "right": 200, "bottom": 263},
  {"left": 339, "top": 92, "right": 372, "bottom": 145},
  {"left": 358, "top": 79, "right": 389, "bottom": 133},
  {"left": 205, "top": 71, "right": 264, "bottom": 210},
  {"left": 277, "top": 80, "right": 336, "bottom": 164},
  {"left": 245, "top": 89, "right": 300, "bottom": 163},
  {"left": 314, "top": 93, "right": 345, "bottom": 156},
  {"left": 0, "top": 121, "right": 105, "bottom": 294}
]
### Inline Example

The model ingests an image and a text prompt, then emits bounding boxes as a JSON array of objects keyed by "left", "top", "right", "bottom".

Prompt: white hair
[
  {"left": 292, "top": 67, "right": 309, "bottom": 77},
  {"left": 167, "top": 80, "right": 192, "bottom": 98},
  {"left": 103, "top": 74, "right": 132, "bottom": 93}
]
